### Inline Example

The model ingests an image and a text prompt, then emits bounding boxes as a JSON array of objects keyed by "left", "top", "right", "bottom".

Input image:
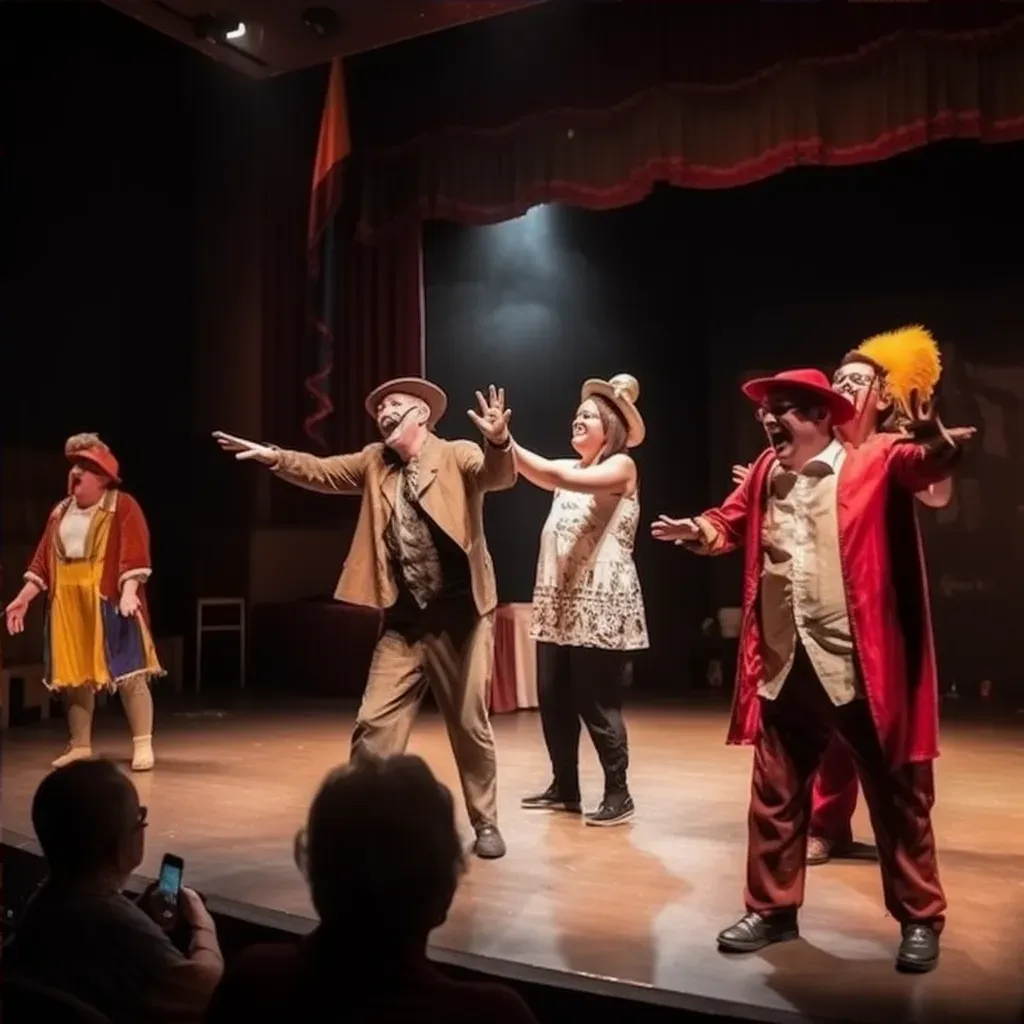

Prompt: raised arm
[
  {"left": 886, "top": 427, "right": 972, "bottom": 495},
  {"left": 512, "top": 442, "right": 636, "bottom": 496},
  {"left": 453, "top": 438, "right": 517, "bottom": 493}
]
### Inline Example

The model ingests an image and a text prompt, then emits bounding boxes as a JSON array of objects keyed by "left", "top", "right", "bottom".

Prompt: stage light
[{"left": 192, "top": 12, "right": 246, "bottom": 44}]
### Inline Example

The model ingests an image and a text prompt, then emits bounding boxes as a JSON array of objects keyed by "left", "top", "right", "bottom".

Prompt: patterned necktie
[{"left": 392, "top": 459, "right": 443, "bottom": 608}]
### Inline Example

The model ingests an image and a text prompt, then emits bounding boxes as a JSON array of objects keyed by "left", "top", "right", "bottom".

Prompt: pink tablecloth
[{"left": 491, "top": 603, "right": 539, "bottom": 714}]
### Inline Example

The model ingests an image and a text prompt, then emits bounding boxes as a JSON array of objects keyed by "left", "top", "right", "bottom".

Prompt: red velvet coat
[
  {"left": 25, "top": 489, "right": 154, "bottom": 625},
  {"left": 696, "top": 433, "right": 953, "bottom": 768}
]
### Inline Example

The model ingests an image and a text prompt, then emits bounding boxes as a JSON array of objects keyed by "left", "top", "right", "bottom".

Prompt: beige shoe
[
  {"left": 807, "top": 836, "right": 833, "bottom": 865},
  {"left": 131, "top": 735, "right": 155, "bottom": 772},
  {"left": 51, "top": 746, "right": 93, "bottom": 768}
]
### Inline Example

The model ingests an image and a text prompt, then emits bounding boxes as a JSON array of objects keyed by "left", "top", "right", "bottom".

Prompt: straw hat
[
  {"left": 363, "top": 377, "right": 448, "bottom": 428},
  {"left": 580, "top": 373, "right": 646, "bottom": 448}
]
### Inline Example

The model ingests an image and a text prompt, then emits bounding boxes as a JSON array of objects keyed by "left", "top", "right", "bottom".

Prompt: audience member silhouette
[
  {"left": 4, "top": 758, "right": 224, "bottom": 1023},
  {"left": 203, "top": 754, "right": 538, "bottom": 1023}
]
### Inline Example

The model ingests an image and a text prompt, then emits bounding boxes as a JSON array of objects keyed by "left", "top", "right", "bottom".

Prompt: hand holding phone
[{"left": 148, "top": 853, "right": 184, "bottom": 931}]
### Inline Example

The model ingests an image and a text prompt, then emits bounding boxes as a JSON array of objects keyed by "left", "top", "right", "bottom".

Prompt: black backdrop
[
  {"left": 424, "top": 197, "right": 714, "bottom": 692},
  {"left": 424, "top": 142, "right": 1024, "bottom": 698}
]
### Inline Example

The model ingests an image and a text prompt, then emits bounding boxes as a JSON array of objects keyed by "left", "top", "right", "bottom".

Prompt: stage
[{"left": 3, "top": 698, "right": 1023, "bottom": 1024}]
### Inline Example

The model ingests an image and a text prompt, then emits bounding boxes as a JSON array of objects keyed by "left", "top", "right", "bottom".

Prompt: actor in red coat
[
  {"left": 729, "top": 327, "right": 953, "bottom": 866},
  {"left": 652, "top": 368, "right": 973, "bottom": 973}
]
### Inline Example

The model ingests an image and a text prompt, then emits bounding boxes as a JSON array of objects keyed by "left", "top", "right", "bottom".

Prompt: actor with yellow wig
[
  {"left": 5, "top": 434, "right": 164, "bottom": 770},
  {"left": 733, "top": 326, "right": 949, "bottom": 865}
]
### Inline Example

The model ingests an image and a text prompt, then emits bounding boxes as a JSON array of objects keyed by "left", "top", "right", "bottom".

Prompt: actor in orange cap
[
  {"left": 652, "top": 368, "right": 973, "bottom": 973},
  {"left": 5, "top": 433, "right": 164, "bottom": 770},
  {"left": 213, "top": 378, "right": 516, "bottom": 859}
]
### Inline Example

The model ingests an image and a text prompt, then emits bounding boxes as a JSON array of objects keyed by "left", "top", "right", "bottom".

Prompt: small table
[{"left": 491, "top": 603, "right": 539, "bottom": 714}]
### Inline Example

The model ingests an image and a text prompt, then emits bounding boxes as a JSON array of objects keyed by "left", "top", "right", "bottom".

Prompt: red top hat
[
  {"left": 741, "top": 368, "right": 856, "bottom": 426},
  {"left": 69, "top": 445, "right": 122, "bottom": 484}
]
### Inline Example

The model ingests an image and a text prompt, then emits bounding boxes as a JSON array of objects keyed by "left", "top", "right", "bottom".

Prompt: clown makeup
[
  {"left": 67, "top": 460, "right": 109, "bottom": 509},
  {"left": 832, "top": 360, "right": 887, "bottom": 445},
  {"left": 756, "top": 389, "right": 831, "bottom": 471},
  {"left": 832, "top": 361, "right": 880, "bottom": 412},
  {"left": 375, "top": 392, "right": 429, "bottom": 449}
]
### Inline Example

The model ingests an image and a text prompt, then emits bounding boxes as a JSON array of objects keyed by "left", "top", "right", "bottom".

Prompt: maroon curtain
[
  {"left": 333, "top": 220, "right": 425, "bottom": 453},
  {"left": 346, "top": 5, "right": 1024, "bottom": 238}
]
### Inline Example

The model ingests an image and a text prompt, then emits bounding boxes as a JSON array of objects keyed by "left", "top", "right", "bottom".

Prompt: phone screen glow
[{"left": 158, "top": 863, "right": 182, "bottom": 898}]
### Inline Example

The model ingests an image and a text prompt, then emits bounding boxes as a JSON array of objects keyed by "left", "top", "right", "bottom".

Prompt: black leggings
[{"left": 536, "top": 641, "right": 631, "bottom": 798}]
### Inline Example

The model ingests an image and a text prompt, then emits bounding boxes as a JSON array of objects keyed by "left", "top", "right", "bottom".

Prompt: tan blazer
[{"left": 273, "top": 433, "right": 516, "bottom": 615}]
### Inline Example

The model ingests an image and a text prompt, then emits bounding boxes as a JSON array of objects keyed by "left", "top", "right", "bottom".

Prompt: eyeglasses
[{"left": 833, "top": 370, "right": 874, "bottom": 388}]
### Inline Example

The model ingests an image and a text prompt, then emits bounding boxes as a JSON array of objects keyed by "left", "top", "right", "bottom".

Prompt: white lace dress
[{"left": 530, "top": 485, "right": 649, "bottom": 651}]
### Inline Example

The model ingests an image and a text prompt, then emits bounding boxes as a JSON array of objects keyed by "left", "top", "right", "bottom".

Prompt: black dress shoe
[
  {"left": 521, "top": 783, "right": 582, "bottom": 814},
  {"left": 896, "top": 923, "right": 939, "bottom": 973},
  {"left": 584, "top": 791, "right": 634, "bottom": 827},
  {"left": 717, "top": 911, "right": 799, "bottom": 953}
]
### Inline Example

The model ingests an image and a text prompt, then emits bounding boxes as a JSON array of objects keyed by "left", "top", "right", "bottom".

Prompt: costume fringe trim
[{"left": 44, "top": 667, "right": 167, "bottom": 694}]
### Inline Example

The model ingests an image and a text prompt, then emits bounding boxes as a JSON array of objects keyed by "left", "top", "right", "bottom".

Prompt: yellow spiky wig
[{"left": 853, "top": 325, "right": 942, "bottom": 417}]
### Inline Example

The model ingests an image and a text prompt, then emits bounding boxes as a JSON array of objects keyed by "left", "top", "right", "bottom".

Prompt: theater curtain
[
  {"left": 332, "top": 220, "right": 424, "bottom": 452},
  {"left": 349, "top": 5, "right": 1024, "bottom": 237},
  {"left": 283, "top": 1, "right": 1024, "bottom": 457}
]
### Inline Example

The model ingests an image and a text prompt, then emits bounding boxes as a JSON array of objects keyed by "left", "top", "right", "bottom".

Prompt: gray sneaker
[{"left": 473, "top": 825, "right": 507, "bottom": 859}]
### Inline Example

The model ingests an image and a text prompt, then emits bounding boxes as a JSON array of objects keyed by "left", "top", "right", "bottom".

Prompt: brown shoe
[{"left": 807, "top": 836, "right": 832, "bottom": 865}]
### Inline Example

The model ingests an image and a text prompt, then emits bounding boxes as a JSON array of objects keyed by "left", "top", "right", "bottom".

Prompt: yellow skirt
[{"left": 46, "top": 559, "right": 162, "bottom": 692}]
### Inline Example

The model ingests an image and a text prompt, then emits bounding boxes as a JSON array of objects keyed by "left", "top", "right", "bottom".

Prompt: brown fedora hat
[{"left": 363, "top": 377, "right": 448, "bottom": 428}]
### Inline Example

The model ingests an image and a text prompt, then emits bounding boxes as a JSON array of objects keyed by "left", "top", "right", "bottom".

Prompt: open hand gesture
[
  {"left": 212, "top": 431, "right": 278, "bottom": 466},
  {"left": 5, "top": 595, "right": 29, "bottom": 635},
  {"left": 467, "top": 385, "right": 511, "bottom": 445},
  {"left": 893, "top": 392, "right": 976, "bottom": 449},
  {"left": 731, "top": 463, "right": 751, "bottom": 486},
  {"left": 650, "top": 515, "right": 700, "bottom": 544}
]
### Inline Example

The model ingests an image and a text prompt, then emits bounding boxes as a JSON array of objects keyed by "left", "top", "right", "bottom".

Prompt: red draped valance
[{"left": 349, "top": 7, "right": 1024, "bottom": 238}]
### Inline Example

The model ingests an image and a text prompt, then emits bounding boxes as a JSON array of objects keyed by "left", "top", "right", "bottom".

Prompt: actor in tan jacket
[{"left": 214, "top": 378, "right": 516, "bottom": 858}]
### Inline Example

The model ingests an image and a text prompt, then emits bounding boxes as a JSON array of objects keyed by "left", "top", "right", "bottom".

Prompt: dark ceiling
[{"left": 100, "top": 0, "right": 544, "bottom": 78}]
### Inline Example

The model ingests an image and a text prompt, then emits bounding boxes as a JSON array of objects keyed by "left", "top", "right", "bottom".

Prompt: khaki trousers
[{"left": 351, "top": 598, "right": 498, "bottom": 829}]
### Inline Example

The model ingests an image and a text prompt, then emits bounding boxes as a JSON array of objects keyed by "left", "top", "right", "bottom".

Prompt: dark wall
[
  {"left": 424, "top": 140, "right": 1024, "bottom": 697},
  {"left": 424, "top": 201, "right": 713, "bottom": 690},
  {"left": 3, "top": 2, "right": 199, "bottom": 634}
]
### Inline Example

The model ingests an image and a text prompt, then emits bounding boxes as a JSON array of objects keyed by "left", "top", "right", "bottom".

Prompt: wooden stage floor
[{"left": 3, "top": 700, "right": 1023, "bottom": 1024}]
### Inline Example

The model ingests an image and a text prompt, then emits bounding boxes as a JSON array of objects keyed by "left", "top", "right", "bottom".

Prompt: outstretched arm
[
  {"left": 512, "top": 442, "right": 635, "bottom": 496},
  {"left": 652, "top": 467, "right": 759, "bottom": 556},
  {"left": 887, "top": 427, "right": 973, "bottom": 495},
  {"left": 272, "top": 448, "right": 370, "bottom": 495},
  {"left": 213, "top": 431, "right": 369, "bottom": 495}
]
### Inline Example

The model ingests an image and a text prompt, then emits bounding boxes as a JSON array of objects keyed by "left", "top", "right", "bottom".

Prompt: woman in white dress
[{"left": 512, "top": 375, "right": 649, "bottom": 826}]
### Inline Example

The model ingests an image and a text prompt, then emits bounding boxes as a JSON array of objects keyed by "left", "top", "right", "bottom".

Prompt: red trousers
[
  {"left": 810, "top": 733, "right": 859, "bottom": 844},
  {"left": 744, "top": 645, "right": 946, "bottom": 930}
]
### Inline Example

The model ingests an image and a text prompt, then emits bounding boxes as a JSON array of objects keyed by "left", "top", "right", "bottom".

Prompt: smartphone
[{"left": 155, "top": 854, "right": 184, "bottom": 921}]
